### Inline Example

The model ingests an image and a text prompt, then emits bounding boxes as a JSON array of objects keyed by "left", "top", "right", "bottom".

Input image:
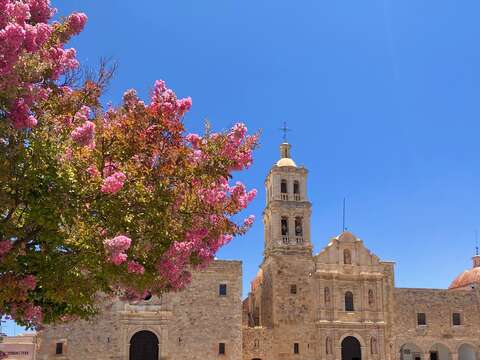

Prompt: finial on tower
[
  {"left": 474, "top": 230, "right": 480, "bottom": 268},
  {"left": 279, "top": 121, "right": 291, "bottom": 143}
]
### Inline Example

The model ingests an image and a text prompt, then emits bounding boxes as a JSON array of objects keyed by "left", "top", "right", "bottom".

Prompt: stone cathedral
[{"left": 37, "top": 142, "right": 480, "bottom": 360}]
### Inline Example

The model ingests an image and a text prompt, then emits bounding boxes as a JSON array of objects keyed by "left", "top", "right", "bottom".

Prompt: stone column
[
  {"left": 361, "top": 345, "right": 369, "bottom": 360},
  {"left": 451, "top": 352, "right": 459, "bottom": 360}
]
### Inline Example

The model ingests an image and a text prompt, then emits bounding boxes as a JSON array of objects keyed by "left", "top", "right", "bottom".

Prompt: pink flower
[
  {"left": 127, "top": 261, "right": 145, "bottom": 275},
  {"left": 243, "top": 215, "right": 255, "bottom": 227},
  {"left": 104, "top": 235, "right": 131, "bottom": 253},
  {"left": 86, "top": 165, "right": 100, "bottom": 177},
  {"left": 28, "top": 0, "right": 56, "bottom": 23},
  {"left": 104, "top": 235, "right": 131, "bottom": 265},
  {"left": 101, "top": 171, "right": 127, "bottom": 194},
  {"left": 0, "top": 240, "right": 12, "bottom": 257},
  {"left": 9, "top": 98, "right": 37, "bottom": 129},
  {"left": 71, "top": 121, "right": 95, "bottom": 146},
  {"left": 66, "top": 12, "right": 87, "bottom": 35},
  {"left": 110, "top": 252, "right": 128, "bottom": 265},
  {"left": 9, "top": 2, "right": 31, "bottom": 24},
  {"left": 149, "top": 80, "right": 192, "bottom": 119},
  {"left": 21, "top": 275, "right": 37, "bottom": 290},
  {"left": 74, "top": 105, "right": 90, "bottom": 122},
  {"left": 102, "top": 161, "right": 117, "bottom": 177},
  {"left": 186, "top": 133, "right": 201, "bottom": 149}
]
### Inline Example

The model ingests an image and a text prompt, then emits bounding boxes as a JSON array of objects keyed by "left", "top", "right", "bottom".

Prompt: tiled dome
[{"left": 449, "top": 256, "right": 480, "bottom": 290}]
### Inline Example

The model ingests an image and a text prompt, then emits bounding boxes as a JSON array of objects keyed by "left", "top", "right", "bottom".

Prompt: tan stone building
[
  {"left": 38, "top": 142, "right": 480, "bottom": 360},
  {"left": 0, "top": 333, "right": 37, "bottom": 360}
]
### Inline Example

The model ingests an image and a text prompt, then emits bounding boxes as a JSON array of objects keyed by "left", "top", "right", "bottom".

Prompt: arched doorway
[
  {"left": 342, "top": 336, "right": 362, "bottom": 360},
  {"left": 129, "top": 330, "right": 159, "bottom": 360},
  {"left": 400, "top": 343, "right": 423, "bottom": 360},
  {"left": 429, "top": 343, "right": 452, "bottom": 360},
  {"left": 458, "top": 344, "right": 477, "bottom": 360}
]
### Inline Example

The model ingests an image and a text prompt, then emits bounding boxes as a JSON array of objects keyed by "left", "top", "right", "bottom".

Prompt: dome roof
[
  {"left": 276, "top": 157, "right": 297, "bottom": 167},
  {"left": 449, "top": 256, "right": 480, "bottom": 290},
  {"left": 449, "top": 268, "right": 480, "bottom": 290},
  {"left": 276, "top": 142, "right": 297, "bottom": 167}
]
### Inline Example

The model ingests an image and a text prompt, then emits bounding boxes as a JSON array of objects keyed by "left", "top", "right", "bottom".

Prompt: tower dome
[
  {"left": 449, "top": 255, "right": 480, "bottom": 290},
  {"left": 276, "top": 143, "right": 297, "bottom": 167}
]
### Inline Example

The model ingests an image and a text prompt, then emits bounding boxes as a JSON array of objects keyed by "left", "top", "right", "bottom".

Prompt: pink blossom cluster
[
  {"left": 0, "top": 239, "right": 12, "bottom": 260},
  {"left": 185, "top": 123, "right": 256, "bottom": 171},
  {"left": 65, "top": 12, "right": 87, "bottom": 36},
  {"left": 74, "top": 105, "right": 90, "bottom": 122},
  {"left": 157, "top": 231, "right": 234, "bottom": 290},
  {"left": 101, "top": 171, "right": 127, "bottom": 194},
  {"left": 243, "top": 215, "right": 255, "bottom": 227},
  {"left": 86, "top": 165, "right": 100, "bottom": 177},
  {"left": 9, "top": 302, "right": 43, "bottom": 326},
  {"left": 156, "top": 172, "right": 256, "bottom": 290},
  {"left": 149, "top": 80, "right": 192, "bottom": 118},
  {"left": 123, "top": 89, "right": 145, "bottom": 111},
  {"left": 199, "top": 178, "right": 256, "bottom": 211},
  {"left": 127, "top": 261, "right": 145, "bottom": 275},
  {"left": 229, "top": 182, "right": 257, "bottom": 210},
  {"left": 20, "top": 275, "right": 37, "bottom": 290},
  {"left": 222, "top": 123, "right": 256, "bottom": 170},
  {"left": 71, "top": 121, "right": 95, "bottom": 146},
  {"left": 104, "top": 235, "right": 131, "bottom": 265},
  {"left": 102, "top": 161, "right": 118, "bottom": 177},
  {"left": 0, "top": 0, "right": 87, "bottom": 129}
]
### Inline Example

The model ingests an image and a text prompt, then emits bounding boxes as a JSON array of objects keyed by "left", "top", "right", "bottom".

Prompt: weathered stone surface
[
  {"left": 37, "top": 261, "right": 242, "bottom": 360},
  {"left": 38, "top": 143, "right": 480, "bottom": 360}
]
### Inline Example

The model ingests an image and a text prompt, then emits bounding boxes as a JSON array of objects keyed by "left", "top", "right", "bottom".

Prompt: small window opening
[
  {"left": 293, "top": 181, "right": 300, "bottom": 194},
  {"left": 281, "top": 217, "right": 289, "bottom": 236},
  {"left": 281, "top": 180, "right": 288, "bottom": 194},
  {"left": 294, "top": 343, "right": 300, "bottom": 354},
  {"left": 290, "top": 284, "right": 297, "bottom": 294},
  {"left": 417, "top": 312, "right": 426, "bottom": 326},
  {"left": 219, "top": 342, "right": 226, "bottom": 355},
  {"left": 345, "top": 291, "right": 354, "bottom": 311},
  {"left": 295, "top": 217, "right": 303, "bottom": 236},
  {"left": 55, "top": 342, "right": 63, "bottom": 355},
  {"left": 219, "top": 284, "right": 227, "bottom": 296},
  {"left": 452, "top": 312, "right": 461, "bottom": 326}
]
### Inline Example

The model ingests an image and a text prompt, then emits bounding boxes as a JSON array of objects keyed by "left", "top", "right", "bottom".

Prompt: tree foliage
[{"left": 0, "top": 0, "right": 257, "bottom": 330}]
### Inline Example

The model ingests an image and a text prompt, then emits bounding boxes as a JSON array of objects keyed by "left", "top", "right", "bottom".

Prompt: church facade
[{"left": 37, "top": 143, "right": 480, "bottom": 360}]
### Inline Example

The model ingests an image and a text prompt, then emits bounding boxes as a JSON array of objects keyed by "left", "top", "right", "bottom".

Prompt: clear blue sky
[{"left": 5, "top": 0, "right": 480, "bottom": 335}]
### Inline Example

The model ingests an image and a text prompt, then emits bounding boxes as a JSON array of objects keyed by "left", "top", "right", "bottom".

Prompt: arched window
[
  {"left": 343, "top": 249, "right": 352, "bottom": 265},
  {"left": 345, "top": 291, "right": 354, "bottom": 311},
  {"left": 295, "top": 217, "right": 303, "bottom": 236},
  {"left": 281, "top": 217, "right": 289, "bottom": 236},
  {"left": 281, "top": 179, "right": 288, "bottom": 193},
  {"left": 253, "top": 339, "right": 260, "bottom": 348},
  {"left": 293, "top": 181, "right": 300, "bottom": 194},
  {"left": 324, "top": 287, "right": 331, "bottom": 306},
  {"left": 370, "top": 337, "right": 378, "bottom": 354},
  {"left": 368, "top": 289, "right": 375, "bottom": 307},
  {"left": 325, "top": 337, "right": 332, "bottom": 354}
]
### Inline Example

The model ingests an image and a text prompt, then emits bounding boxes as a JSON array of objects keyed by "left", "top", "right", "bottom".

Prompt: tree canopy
[{"left": 0, "top": 0, "right": 257, "bottom": 330}]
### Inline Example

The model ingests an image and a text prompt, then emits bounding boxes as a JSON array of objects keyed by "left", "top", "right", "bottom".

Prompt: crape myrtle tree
[{"left": 0, "top": 0, "right": 258, "bottom": 333}]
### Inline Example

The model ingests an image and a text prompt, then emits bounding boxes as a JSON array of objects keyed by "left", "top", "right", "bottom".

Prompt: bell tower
[{"left": 263, "top": 142, "right": 312, "bottom": 257}]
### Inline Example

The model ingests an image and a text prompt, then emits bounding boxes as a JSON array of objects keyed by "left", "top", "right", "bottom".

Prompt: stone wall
[
  {"left": 392, "top": 287, "right": 480, "bottom": 359},
  {"left": 242, "top": 327, "right": 272, "bottom": 360},
  {"left": 37, "top": 260, "right": 242, "bottom": 360}
]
